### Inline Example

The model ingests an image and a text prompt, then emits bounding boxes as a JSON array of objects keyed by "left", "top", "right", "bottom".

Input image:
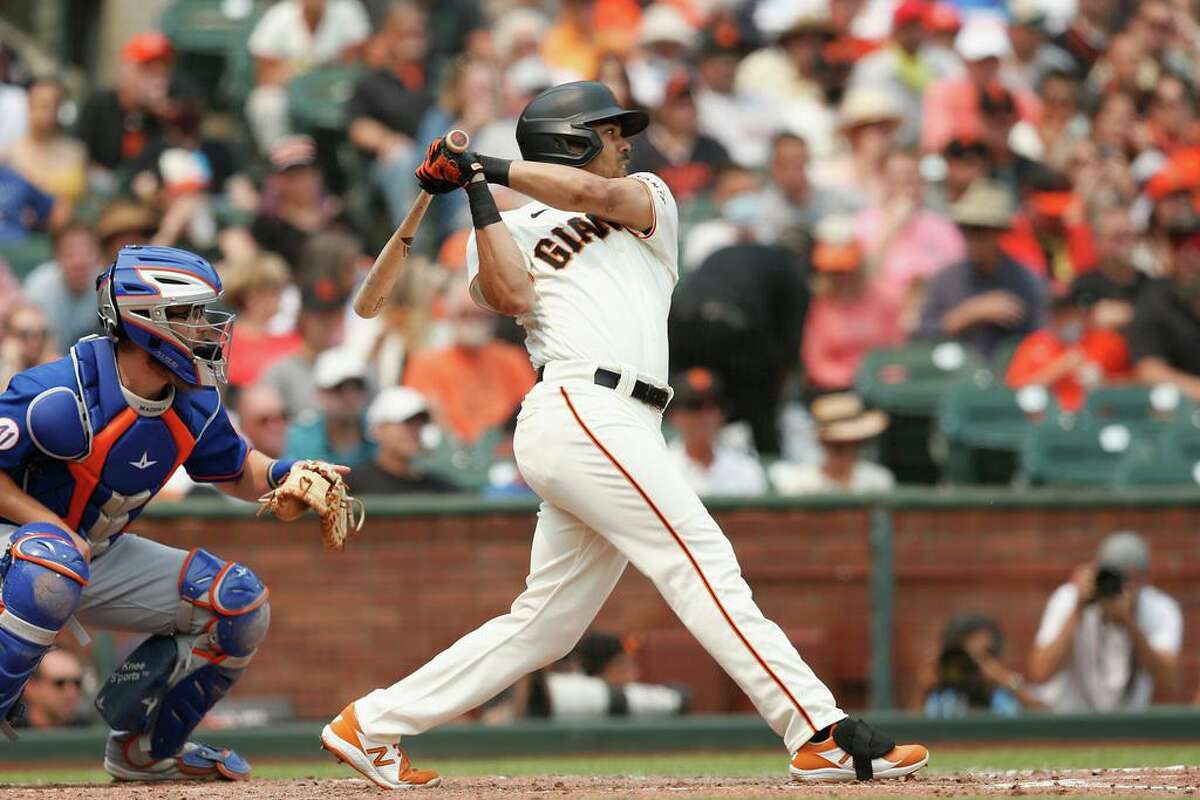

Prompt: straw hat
[
  {"left": 949, "top": 180, "right": 1016, "bottom": 230},
  {"left": 838, "top": 86, "right": 904, "bottom": 131},
  {"left": 811, "top": 393, "right": 889, "bottom": 442}
]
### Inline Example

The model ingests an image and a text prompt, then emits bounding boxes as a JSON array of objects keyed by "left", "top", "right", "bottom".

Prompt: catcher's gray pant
[
  {"left": 354, "top": 363, "right": 845, "bottom": 754},
  {"left": 0, "top": 527, "right": 213, "bottom": 639}
]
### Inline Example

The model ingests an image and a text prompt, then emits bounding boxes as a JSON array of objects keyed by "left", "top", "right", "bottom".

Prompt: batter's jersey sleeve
[
  {"left": 182, "top": 391, "right": 250, "bottom": 482},
  {"left": 627, "top": 172, "right": 680, "bottom": 276}
]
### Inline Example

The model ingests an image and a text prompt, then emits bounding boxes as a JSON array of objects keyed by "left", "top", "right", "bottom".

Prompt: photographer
[
  {"left": 918, "top": 613, "right": 1042, "bottom": 717},
  {"left": 1029, "top": 532, "right": 1182, "bottom": 712}
]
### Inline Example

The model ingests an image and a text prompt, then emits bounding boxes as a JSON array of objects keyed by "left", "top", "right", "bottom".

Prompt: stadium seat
[
  {"left": 937, "top": 377, "right": 1057, "bottom": 484},
  {"left": 1111, "top": 437, "right": 1200, "bottom": 487},
  {"left": 1020, "top": 419, "right": 1144, "bottom": 486},
  {"left": 287, "top": 64, "right": 368, "bottom": 133},
  {"left": 1078, "top": 384, "right": 1192, "bottom": 432},
  {"left": 855, "top": 341, "right": 985, "bottom": 416},
  {"left": 162, "top": 0, "right": 269, "bottom": 108},
  {"left": 414, "top": 428, "right": 502, "bottom": 492}
]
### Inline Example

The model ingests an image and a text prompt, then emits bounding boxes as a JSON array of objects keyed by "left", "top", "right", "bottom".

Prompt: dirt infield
[{"left": 1, "top": 767, "right": 1196, "bottom": 799}]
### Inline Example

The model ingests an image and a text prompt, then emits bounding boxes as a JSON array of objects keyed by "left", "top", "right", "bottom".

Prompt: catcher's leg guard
[
  {"left": 96, "top": 548, "right": 268, "bottom": 775},
  {"left": 0, "top": 524, "right": 89, "bottom": 724}
]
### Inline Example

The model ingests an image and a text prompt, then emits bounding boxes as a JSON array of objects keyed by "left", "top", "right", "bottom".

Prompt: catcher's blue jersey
[{"left": 0, "top": 336, "right": 247, "bottom": 552}]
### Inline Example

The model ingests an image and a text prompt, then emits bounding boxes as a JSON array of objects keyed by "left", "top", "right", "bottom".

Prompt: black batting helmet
[{"left": 516, "top": 81, "right": 649, "bottom": 167}]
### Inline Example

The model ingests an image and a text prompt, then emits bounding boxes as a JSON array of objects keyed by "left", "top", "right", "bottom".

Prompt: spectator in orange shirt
[
  {"left": 1007, "top": 288, "right": 1129, "bottom": 412},
  {"left": 404, "top": 284, "right": 536, "bottom": 444}
]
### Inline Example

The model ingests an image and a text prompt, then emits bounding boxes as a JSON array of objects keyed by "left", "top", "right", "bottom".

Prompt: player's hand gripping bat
[{"left": 352, "top": 128, "right": 471, "bottom": 318}]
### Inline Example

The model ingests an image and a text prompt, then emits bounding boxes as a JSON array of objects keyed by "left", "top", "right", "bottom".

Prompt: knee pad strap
[{"left": 179, "top": 549, "right": 269, "bottom": 661}]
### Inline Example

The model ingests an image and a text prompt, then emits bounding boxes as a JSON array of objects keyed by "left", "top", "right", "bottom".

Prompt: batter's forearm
[
  {"left": 0, "top": 471, "right": 90, "bottom": 559},
  {"left": 502, "top": 161, "right": 652, "bottom": 231},
  {"left": 475, "top": 222, "right": 534, "bottom": 315}
]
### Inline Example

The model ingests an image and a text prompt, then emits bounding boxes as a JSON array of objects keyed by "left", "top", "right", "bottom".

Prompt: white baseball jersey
[{"left": 466, "top": 172, "right": 679, "bottom": 385}]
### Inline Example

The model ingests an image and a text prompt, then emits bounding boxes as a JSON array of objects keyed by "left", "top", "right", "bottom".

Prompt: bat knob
[{"left": 445, "top": 129, "right": 470, "bottom": 154}]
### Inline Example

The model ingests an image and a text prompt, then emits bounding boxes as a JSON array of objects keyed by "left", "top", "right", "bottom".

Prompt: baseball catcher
[{"left": 0, "top": 244, "right": 352, "bottom": 781}]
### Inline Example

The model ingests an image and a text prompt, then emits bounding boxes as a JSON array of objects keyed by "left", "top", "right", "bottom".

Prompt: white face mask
[{"left": 721, "top": 192, "right": 765, "bottom": 227}]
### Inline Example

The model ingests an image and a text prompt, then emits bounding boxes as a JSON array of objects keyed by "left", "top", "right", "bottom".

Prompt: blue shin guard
[
  {"left": 96, "top": 548, "right": 268, "bottom": 760},
  {"left": 0, "top": 525, "right": 89, "bottom": 723}
]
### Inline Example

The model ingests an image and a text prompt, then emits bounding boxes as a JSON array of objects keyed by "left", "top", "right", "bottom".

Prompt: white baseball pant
[{"left": 355, "top": 361, "right": 845, "bottom": 753}]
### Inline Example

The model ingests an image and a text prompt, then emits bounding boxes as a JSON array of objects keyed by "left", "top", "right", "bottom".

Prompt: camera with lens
[{"left": 1094, "top": 565, "right": 1125, "bottom": 599}]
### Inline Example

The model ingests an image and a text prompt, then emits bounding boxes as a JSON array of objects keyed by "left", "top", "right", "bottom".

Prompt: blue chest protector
[{"left": 0, "top": 337, "right": 248, "bottom": 553}]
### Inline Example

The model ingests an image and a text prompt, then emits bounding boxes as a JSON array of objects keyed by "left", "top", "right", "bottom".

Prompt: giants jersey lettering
[{"left": 467, "top": 172, "right": 679, "bottom": 384}]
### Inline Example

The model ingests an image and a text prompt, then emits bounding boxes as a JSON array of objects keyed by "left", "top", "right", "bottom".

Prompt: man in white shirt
[
  {"left": 245, "top": 0, "right": 371, "bottom": 151},
  {"left": 1029, "top": 531, "right": 1182, "bottom": 712},
  {"left": 667, "top": 368, "right": 767, "bottom": 497}
]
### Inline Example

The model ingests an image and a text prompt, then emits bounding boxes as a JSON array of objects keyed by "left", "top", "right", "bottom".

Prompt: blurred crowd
[{"left": 4, "top": 0, "right": 1200, "bottom": 496}]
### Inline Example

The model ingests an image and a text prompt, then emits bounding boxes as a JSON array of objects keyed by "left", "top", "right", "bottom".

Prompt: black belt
[{"left": 536, "top": 366, "right": 671, "bottom": 411}]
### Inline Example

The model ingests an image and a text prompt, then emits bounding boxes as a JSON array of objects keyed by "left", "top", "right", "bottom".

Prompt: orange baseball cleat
[
  {"left": 789, "top": 718, "right": 929, "bottom": 782},
  {"left": 321, "top": 703, "right": 442, "bottom": 790}
]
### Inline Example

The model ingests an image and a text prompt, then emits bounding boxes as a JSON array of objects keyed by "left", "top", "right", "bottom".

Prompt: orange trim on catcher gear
[
  {"left": 559, "top": 387, "right": 818, "bottom": 733},
  {"left": 65, "top": 407, "right": 138, "bottom": 530},
  {"left": 12, "top": 535, "right": 89, "bottom": 585}
]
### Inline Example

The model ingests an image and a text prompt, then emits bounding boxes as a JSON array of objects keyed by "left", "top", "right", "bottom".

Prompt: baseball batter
[
  {"left": 322, "top": 82, "right": 928, "bottom": 788},
  {"left": 0, "top": 245, "right": 352, "bottom": 781}
]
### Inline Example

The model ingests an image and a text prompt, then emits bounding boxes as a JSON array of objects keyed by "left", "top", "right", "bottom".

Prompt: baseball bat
[{"left": 352, "top": 128, "right": 471, "bottom": 319}]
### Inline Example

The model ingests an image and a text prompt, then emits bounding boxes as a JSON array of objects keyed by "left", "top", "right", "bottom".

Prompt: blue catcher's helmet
[{"left": 96, "top": 245, "right": 235, "bottom": 386}]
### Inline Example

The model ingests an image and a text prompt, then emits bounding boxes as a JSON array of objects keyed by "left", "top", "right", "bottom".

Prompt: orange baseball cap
[
  {"left": 1031, "top": 191, "right": 1076, "bottom": 218},
  {"left": 122, "top": 32, "right": 174, "bottom": 65},
  {"left": 813, "top": 241, "right": 863, "bottom": 272}
]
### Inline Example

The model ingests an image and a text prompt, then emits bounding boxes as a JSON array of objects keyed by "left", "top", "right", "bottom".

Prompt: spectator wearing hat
[
  {"left": 817, "top": 86, "right": 905, "bottom": 208},
  {"left": 403, "top": 282, "right": 535, "bottom": 445},
  {"left": 285, "top": 347, "right": 374, "bottom": 466},
  {"left": 921, "top": 17, "right": 1038, "bottom": 154},
  {"left": 1127, "top": 233, "right": 1200, "bottom": 402},
  {"left": 93, "top": 199, "right": 160, "bottom": 262},
  {"left": 626, "top": 4, "right": 699, "bottom": 109},
  {"left": 848, "top": 0, "right": 959, "bottom": 147},
  {"left": 261, "top": 277, "right": 347, "bottom": 418},
  {"left": 926, "top": 136, "right": 989, "bottom": 214},
  {"left": 6, "top": 78, "right": 87, "bottom": 211},
  {"left": 669, "top": 240, "right": 807, "bottom": 456},
  {"left": 628, "top": 72, "right": 730, "bottom": 204},
  {"left": 770, "top": 393, "right": 894, "bottom": 494},
  {"left": 855, "top": 148, "right": 965, "bottom": 327},
  {"left": 251, "top": 135, "right": 342, "bottom": 270},
  {"left": 245, "top": 0, "right": 371, "bottom": 152},
  {"left": 917, "top": 180, "right": 1048, "bottom": 359},
  {"left": 75, "top": 32, "right": 172, "bottom": 173},
  {"left": 347, "top": 2, "right": 434, "bottom": 228},
  {"left": 694, "top": 33, "right": 780, "bottom": 169},
  {"left": 22, "top": 221, "right": 105, "bottom": 348},
  {"left": 1007, "top": 0, "right": 1077, "bottom": 96},
  {"left": 222, "top": 252, "right": 303, "bottom": 388},
  {"left": 998, "top": 171, "right": 1097, "bottom": 289},
  {"left": 1146, "top": 76, "right": 1200, "bottom": 157},
  {"left": 736, "top": 13, "right": 832, "bottom": 108},
  {"left": 922, "top": 2, "right": 961, "bottom": 56},
  {"left": 1006, "top": 287, "right": 1129, "bottom": 412},
  {"left": 665, "top": 368, "right": 767, "bottom": 498},
  {"left": 802, "top": 216, "right": 905, "bottom": 393},
  {"left": 350, "top": 387, "right": 458, "bottom": 494},
  {"left": 235, "top": 384, "right": 290, "bottom": 460},
  {"left": 1070, "top": 206, "right": 1148, "bottom": 330},
  {"left": 1029, "top": 531, "right": 1182, "bottom": 712}
]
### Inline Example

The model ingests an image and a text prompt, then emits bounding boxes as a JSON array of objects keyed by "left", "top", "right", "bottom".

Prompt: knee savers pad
[
  {"left": 178, "top": 548, "right": 270, "bottom": 659},
  {"left": 95, "top": 549, "right": 268, "bottom": 759},
  {"left": 0, "top": 524, "right": 89, "bottom": 718}
]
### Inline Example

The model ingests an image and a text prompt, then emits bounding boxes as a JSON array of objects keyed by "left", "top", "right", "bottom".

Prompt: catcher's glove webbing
[{"left": 257, "top": 461, "right": 365, "bottom": 551}]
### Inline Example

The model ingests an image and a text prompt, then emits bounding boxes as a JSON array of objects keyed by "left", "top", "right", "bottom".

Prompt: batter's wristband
[
  {"left": 467, "top": 180, "right": 503, "bottom": 228},
  {"left": 478, "top": 155, "right": 512, "bottom": 187},
  {"left": 267, "top": 459, "right": 297, "bottom": 489}
]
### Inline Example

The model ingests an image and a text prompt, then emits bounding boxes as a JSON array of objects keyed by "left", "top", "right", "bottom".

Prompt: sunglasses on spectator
[
  {"left": 251, "top": 411, "right": 289, "bottom": 425},
  {"left": 10, "top": 328, "right": 46, "bottom": 340},
  {"left": 678, "top": 399, "right": 720, "bottom": 412},
  {"left": 48, "top": 676, "right": 83, "bottom": 689}
]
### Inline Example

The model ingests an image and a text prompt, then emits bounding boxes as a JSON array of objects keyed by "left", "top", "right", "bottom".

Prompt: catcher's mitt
[{"left": 257, "top": 461, "right": 365, "bottom": 551}]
